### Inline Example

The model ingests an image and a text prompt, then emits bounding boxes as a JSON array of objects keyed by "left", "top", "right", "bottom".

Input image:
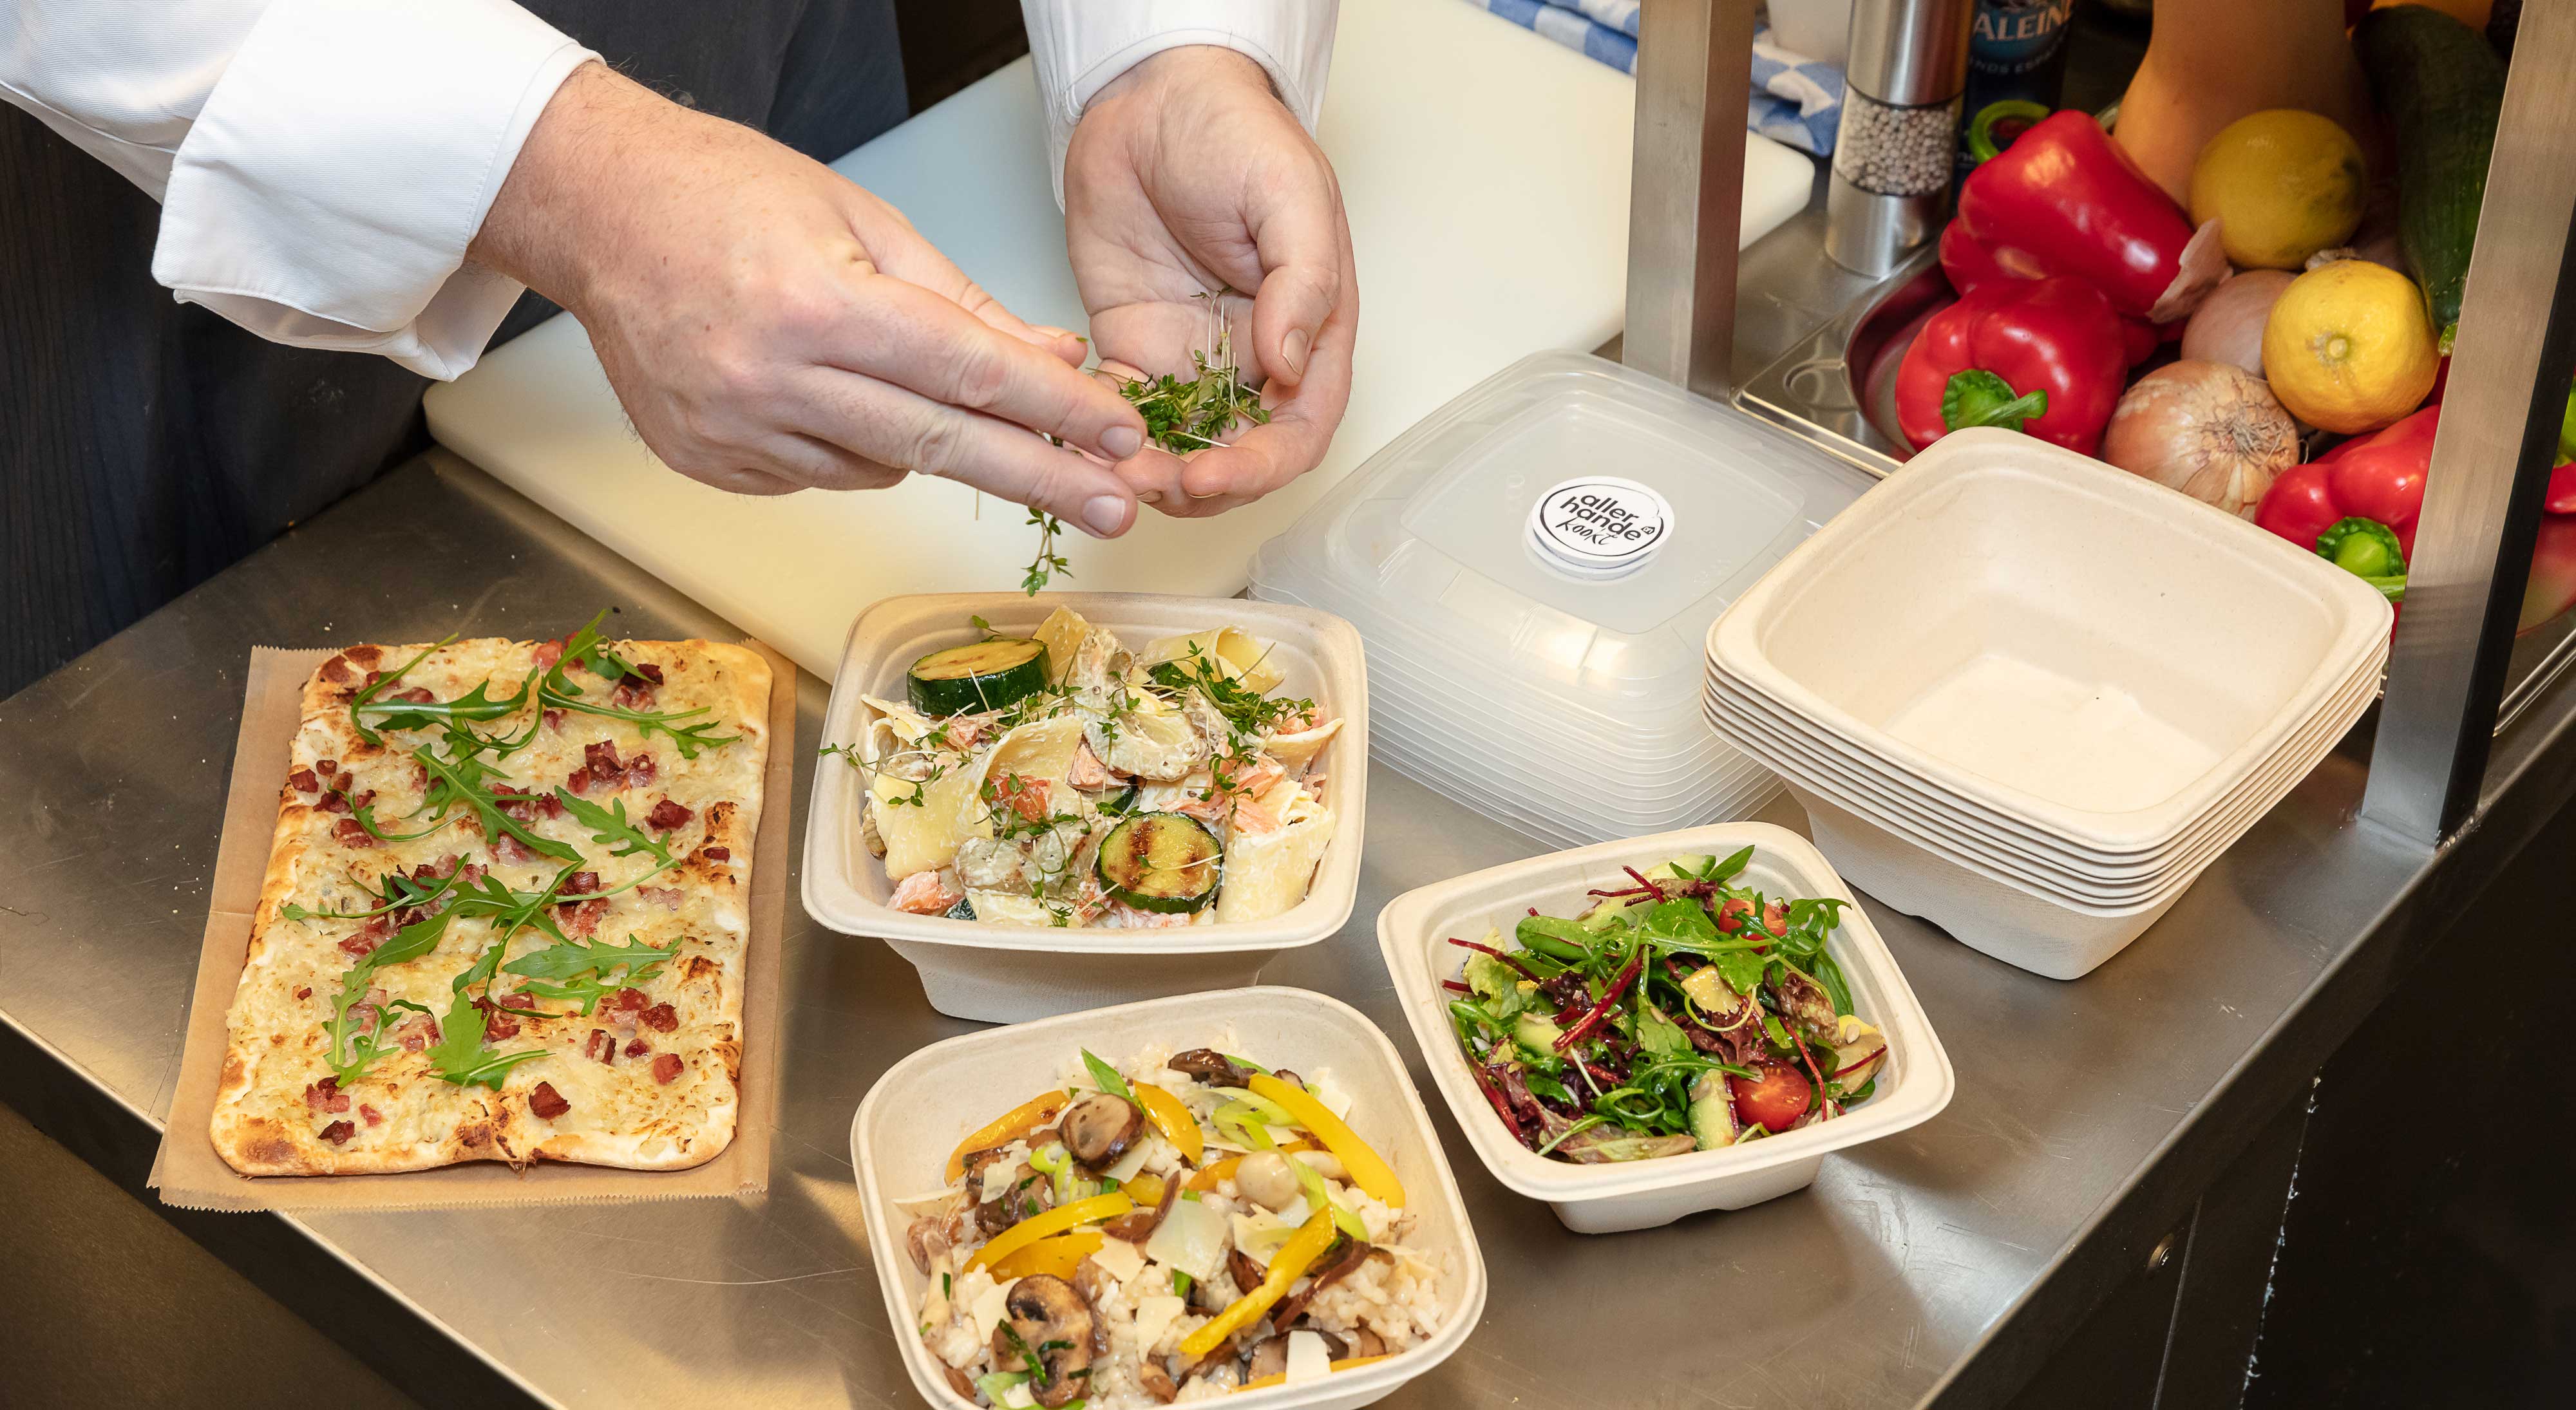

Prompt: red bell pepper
[
  {"left": 1895, "top": 277, "right": 2128, "bottom": 456},
  {"left": 2253, "top": 405, "right": 2576, "bottom": 634},
  {"left": 1938, "top": 221, "right": 2159, "bottom": 366},
  {"left": 1943, "top": 110, "right": 2227, "bottom": 324}
]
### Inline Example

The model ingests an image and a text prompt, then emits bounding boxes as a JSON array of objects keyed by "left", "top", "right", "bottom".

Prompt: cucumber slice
[
  {"left": 1096, "top": 813, "right": 1222, "bottom": 914},
  {"left": 905, "top": 638, "right": 1050, "bottom": 715}
]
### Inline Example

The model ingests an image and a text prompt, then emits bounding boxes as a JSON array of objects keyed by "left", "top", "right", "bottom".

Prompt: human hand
[
  {"left": 1063, "top": 45, "right": 1358, "bottom": 518},
  {"left": 469, "top": 62, "right": 1148, "bottom": 538}
]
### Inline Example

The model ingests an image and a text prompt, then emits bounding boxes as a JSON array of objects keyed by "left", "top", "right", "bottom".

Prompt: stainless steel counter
[
  {"left": 14, "top": 147, "right": 2576, "bottom": 1404},
  {"left": 8, "top": 439, "right": 2575, "bottom": 1409}
]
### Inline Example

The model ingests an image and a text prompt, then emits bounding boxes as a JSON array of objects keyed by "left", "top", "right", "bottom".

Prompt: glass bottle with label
[{"left": 1957, "top": 0, "right": 2076, "bottom": 180}]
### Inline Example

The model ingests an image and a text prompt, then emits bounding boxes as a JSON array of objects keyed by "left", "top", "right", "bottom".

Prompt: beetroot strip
[
  {"left": 1554, "top": 947, "right": 1647, "bottom": 1053},
  {"left": 1447, "top": 935, "right": 1541, "bottom": 981}
]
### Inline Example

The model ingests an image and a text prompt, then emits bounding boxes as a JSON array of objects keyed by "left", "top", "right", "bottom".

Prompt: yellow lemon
[
  {"left": 2190, "top": 109, "right": 2368, "bottom": 270},
  {"left": 2262, "top": 259, "right": 2439, "bottom": 435}
]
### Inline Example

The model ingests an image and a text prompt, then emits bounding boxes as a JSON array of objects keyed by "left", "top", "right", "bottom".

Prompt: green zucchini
[
  {"left": 905, "top": 638, "right": 1049, "bottom": 715},
  {"left": 1095, "top": 813, "right": 1222, "bottom": 914},
  {"left": 2355, "top": 5, "right": 2508, "bottom": 350}
]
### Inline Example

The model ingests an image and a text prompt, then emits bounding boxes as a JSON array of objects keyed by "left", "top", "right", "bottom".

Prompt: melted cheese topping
[{"left": 211, "top": 635, "right": 770, "bottom": 1175}]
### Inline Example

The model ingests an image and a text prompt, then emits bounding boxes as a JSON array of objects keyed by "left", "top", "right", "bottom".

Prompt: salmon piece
[
  {"left": 1068, "top": 740, "right": 1112, "bottom": 791},
  {"left": 891, "top": 869, "right": 962, "bottom": 915}
]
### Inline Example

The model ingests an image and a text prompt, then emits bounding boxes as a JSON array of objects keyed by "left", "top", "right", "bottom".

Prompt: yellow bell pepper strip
[
  {"left": 988, "top": 1229, "right": 1104, "bottom": 1282},
  {"left": 1184, "top": 1140, "right": 1319, "bottom": 1194},
  {"left": 1132, "top": 1082, "right": 1203, "bottom": 1167},
  {"left": 1119, "top": 1172, "right": 1168, "bottom": 1208},
  {"left": 1248, "top": 1074, "right": 1406, "bottom": 1208},
  {"left": 946, "top": 1091, "right": 1070, "bottom": 1180},
  {"left": 1177, "top": 1210, "right": 1336, "bottom": 1359},
  {"left": 965, "top": 1190, "right": 1135, "bottom": 1273},
  {"left": 1240, "top": 1354, "right": 1394, "bottom": 1390}
]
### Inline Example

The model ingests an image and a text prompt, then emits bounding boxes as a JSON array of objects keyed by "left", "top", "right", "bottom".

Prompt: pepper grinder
[{"left": 1825, "top": 0, "right": 1978, "bottom": 276}]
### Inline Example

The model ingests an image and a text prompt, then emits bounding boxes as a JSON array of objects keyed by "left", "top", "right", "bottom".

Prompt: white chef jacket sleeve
[
  {"left": 0, "top": 0, "right": 596, "bottom": 380},
  {"left": 1021, "top": 0, "right": 1338, "bottom": 205}
]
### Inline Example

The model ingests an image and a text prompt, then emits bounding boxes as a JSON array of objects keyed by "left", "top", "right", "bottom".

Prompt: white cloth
[
  {"left": 3, "top": 0, "right": 594, "bottom": 379},
  {"left": 3, "top": 1, "right": 1338, "bottom": 382},
  {"left": 1022, "top": 0, "right": 1340, "bottom": 205}
]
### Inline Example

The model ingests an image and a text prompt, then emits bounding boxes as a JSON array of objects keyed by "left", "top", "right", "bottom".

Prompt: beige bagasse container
[
  {"left": 802, "top": 592, "right": 1370, "bottom": 1022},
  {"left": 1700, "top": 429, "right": 2393, "bottom": 978},
  {"left": 1378, "top": 822, "right": 1955, "bottom": 1234},
  {"left": 851, "top": 986, "right": 1489, "bottom": 1410}
]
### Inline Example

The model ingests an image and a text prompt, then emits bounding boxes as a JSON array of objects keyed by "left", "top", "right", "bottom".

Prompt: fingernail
[
  {"left": 1081, "top": 494, "right": 1128, "bottom": 537},
  {"left": 1103, "top": 426, "right": 1142, "bottom": 458},
  {"left": 1282, "top": 329, "right": 1311, "bottom": 378}
]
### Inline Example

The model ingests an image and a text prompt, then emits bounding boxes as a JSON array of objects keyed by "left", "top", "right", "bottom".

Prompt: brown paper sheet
[{"left": 149, "top": 639, "right": 794, "bottom": 1212}]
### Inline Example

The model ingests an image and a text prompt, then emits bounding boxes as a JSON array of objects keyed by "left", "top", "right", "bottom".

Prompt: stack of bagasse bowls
[{"left": 1700, "top": 429, "right": 2394, "bottom": 980}]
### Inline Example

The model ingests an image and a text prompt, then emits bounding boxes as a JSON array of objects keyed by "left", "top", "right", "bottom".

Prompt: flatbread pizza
[{"left": 211, "top": 619, "right": 770, "bottom": 1176}]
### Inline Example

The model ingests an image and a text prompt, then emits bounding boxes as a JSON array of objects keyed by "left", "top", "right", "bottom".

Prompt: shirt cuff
[
  {"left": 151, "top": 0, "right": 596, "bottom": 381},
  {"left": 1024, "top": 0, "right": 1340, "bottom": 207}
]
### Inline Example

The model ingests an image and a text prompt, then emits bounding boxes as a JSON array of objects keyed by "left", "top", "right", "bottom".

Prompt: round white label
[{"left": 1527, "top": 476, "right": 1673, "bottom": 575}]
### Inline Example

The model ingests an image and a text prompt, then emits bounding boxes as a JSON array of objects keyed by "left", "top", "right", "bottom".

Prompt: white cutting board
[{"left": 424, "top": 0, "right": 1813, "bottom": 677}]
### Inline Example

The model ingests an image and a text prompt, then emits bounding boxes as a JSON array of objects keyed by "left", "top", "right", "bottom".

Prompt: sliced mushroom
[
  {"left": 1232, "top": 1151, "right": 1301, "bottom": 1212},
  {"left": 988, "top": 1274, "right": 1094, "bottom": 1409},
  {"left": 1138, "top": 1359, "right": 1180, "bottom": 1403},
  {"left": 1099, "top": 1170, "right": 1179, "bottom": 1243},
  {"left": 1186, "top": 1270, "right": 1233, "bottom": 1312},
  {"left": 1073, "top": 1254, "right": 1116, "bottom": 1309},
  {"left": 1349, "top": 1328, "right": 1386, "bottom": 1358},
  {"left": 1245, "top": 1334, "right": 1289, "bottom": 1384},
  {"left": 904, "top": 1221, "right": 940, "bottom": 1276},
  {"left": 1267, "top": 1239, "right": 1372, "bottom": 1332},
  {"left": 940, "top": 1362, "right": 977, "bottom": 1399},
  {"left": 1059, "top": 1093, "right": 1145, "bottom": 1171},
  {"left": 976, "top": 1161, "right": 1054, "bottom": 1236},
  {"left": 1166, "top": 1048, "right": 1251, "bottom": 1088},
  {"left": 1271, "top": 1069, "right": 1306, "bottom": 1091},
  {"left": 1226, "top": 1248, "right": 1269, "bottom": 1301}
]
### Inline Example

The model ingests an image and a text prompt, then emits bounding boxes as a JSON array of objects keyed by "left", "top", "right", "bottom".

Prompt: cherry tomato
[
  {"left": 1716, "top": 897, "right": 1754, "bottom": 934},
  {"left": 1728, "top": 1062, "right": 1814, "bottom": 1134}
]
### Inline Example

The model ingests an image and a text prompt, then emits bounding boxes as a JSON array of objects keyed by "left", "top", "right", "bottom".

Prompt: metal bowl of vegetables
[{"left": 1376, "top": 822, "right": 1954, "bottom": 1233}]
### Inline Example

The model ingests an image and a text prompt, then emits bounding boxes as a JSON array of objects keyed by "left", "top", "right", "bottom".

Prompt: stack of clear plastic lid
[{"left": 1250, "top": 350, "right": 1877, "bottom": 848}]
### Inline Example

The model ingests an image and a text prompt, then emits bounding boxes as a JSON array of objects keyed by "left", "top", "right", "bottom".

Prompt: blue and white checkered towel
[{"left": 1460, "top": 1, "right": 1846, "bottom": 157}]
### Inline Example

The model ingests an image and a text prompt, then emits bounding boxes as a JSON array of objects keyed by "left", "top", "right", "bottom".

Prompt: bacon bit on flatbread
[{"left": 529, "top": 1082, "right": 571, "bottom": 1119}]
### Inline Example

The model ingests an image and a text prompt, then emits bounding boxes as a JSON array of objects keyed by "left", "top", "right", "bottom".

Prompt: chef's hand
[
  {"left": 468, "top": 62, "right": 1146, "bottom": 538},
  {"left": 1064, "top": 46, "right": 1358, "bottom": 518}
]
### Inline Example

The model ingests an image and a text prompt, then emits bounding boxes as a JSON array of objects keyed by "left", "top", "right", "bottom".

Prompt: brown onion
[
  {"left": 2099, "top": 361, "right": 2299, "bottom": 518},
  {"left": 2179, "top": 270, "right": 2295, "bottom": 377}
]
